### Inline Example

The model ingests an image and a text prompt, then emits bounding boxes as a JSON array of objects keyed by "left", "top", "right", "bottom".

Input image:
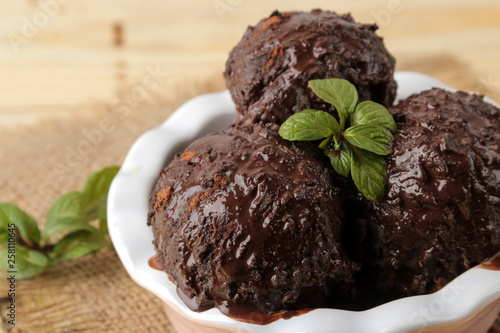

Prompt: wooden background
[{"left": 0, "top": 0, "right": 500, "bottom": 128}]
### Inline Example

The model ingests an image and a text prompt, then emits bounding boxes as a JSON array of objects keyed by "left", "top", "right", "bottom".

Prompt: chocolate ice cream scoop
[
  {"left": 224, "top": 9, "right": 397, "bottom": 125},
  {"left": 358, "top": 88, "right": 500, "bottom": 296},
  {"left": 147, "top": 123, "right": 358, "bottom": 318}
]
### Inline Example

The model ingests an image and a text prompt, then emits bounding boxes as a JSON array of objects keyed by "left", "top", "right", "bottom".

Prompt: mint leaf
[
  {"left": 42, "top": 192, "right": 92, "bottom": 243},
  {"left": 279, "top": 78, "right": 397, "bottom": 202},
  {"left": 351, "top": 147, "right": 387, "bottom": 202},
  {"left": 325, "top": 143, "right": 351, "bottom": 177},
  {"left": 0, "top": 165, "right": 119, "bottom": 280},
  {"left": 1, "top": 245, "right": 52, "bottom": 279},
  {"left": 52, "top": 228, "right": 107, "bottom": 260},
  {"left": 82, "top": 166, "right": 120, "bottom": 232},
  {"left": 0, "top": 203, "right": 41, "bottom": 246},
  {"left": 351, "top": 101, "right": 397, "bottom": 132},
  {"left": 0, "top": 232, "right": 7, "bottom": 244},
  {"left": 279, "top": 109, "right": 340, "bottom": 141},
  {"left": 344, "top": 124, "right": 393, "bottom": 156},
  {"left": 309, "top": 78, "right": 358, "bottom": 128}
]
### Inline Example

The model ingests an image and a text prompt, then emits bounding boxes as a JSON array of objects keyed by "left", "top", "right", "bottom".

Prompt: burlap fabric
[
  {"left": 0, "top": 61, "right": 499, "bottom": 332},
  {"left": 0, "top": 77, "right": 225, "bottom": 333}
]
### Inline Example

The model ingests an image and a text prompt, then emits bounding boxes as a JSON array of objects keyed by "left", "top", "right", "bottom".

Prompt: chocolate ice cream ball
[
  {"left": 361, "top": 88, "right": 500, "bottom": 296},
  {"left": 147, "top": 123, "right": 358, "bottom": 317},
  {"left": 224, "top": 9, "right": 397, "bottom": 125}
]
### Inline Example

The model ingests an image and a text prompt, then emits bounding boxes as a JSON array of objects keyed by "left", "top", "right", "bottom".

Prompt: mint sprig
[
  {"left": 0, "top": 166, "right": 119, "bottom": 279},
  {"left": 278, "top": 78, "right": 397, "bottom": 202}
]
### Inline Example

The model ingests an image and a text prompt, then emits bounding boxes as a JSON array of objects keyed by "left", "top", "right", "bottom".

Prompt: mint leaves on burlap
[{"left": 0, "top": 166, "right": 119, "bottom": 279}]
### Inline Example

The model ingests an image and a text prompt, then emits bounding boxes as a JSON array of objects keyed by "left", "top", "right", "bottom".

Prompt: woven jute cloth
[
  {"left": 1, "top": 58, "right": 499, "bottom": 332},
  {"left": 0, "top": 76, "right": 225, "bottom": 333}
]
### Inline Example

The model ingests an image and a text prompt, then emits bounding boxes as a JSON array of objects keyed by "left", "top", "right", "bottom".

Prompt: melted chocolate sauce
[
  {"left": 147, "top": 124, "right": 358, "bottom": 321},
  {"left": 148, "top": 255, "right": 161, "bottom": 271},
  {"left": 359, "top": 88, "right": 500, "bottom": 296},
  {"left": 224, "top": 10, "right": 397, "bottom": 125},
  {"left": 149, "top": 249, "right": 500, "bottom": 325},
  {"left": 478, "top": 251, "right": 500, "bottom": 271},
  {"left": 215, "top": 303, "right": 313, "bottom": 325},
  {"left": 175, "top": 283, "right": 314, "bottom": 324},
  {"left": 151, "top": 256, "right": 316, "bottom": 324}
]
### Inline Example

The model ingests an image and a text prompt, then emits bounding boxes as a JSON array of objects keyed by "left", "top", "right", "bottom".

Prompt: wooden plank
[{"left": 0, "top": 0, "right": 499, "bottom": 119}]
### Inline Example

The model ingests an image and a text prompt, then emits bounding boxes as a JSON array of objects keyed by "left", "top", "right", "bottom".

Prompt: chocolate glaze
[
  {"left": 148, "top": 255, "right": 161, "bottom": 271},
  {"left": 175, "top": 281, "right": 314, "bottom": 324},
  {"left": 354, "top": 88, "right": 500, "bottom": 296},
  {"left": 224, "top": 10, "right": 397, "bottom": 125},
  {"left": 478, "top": 251, "right": 500, "bottom": 271},
  {"left": 151, "top": 254, "right": 316, "bottom": 323},
  {"left": 147, "top": 123, "right": 359, "bottom": 318}
]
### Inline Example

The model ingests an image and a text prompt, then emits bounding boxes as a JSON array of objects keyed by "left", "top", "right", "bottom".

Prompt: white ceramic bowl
[{"left": 108, "top": 71, "right": 500, "bottom": 333}]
